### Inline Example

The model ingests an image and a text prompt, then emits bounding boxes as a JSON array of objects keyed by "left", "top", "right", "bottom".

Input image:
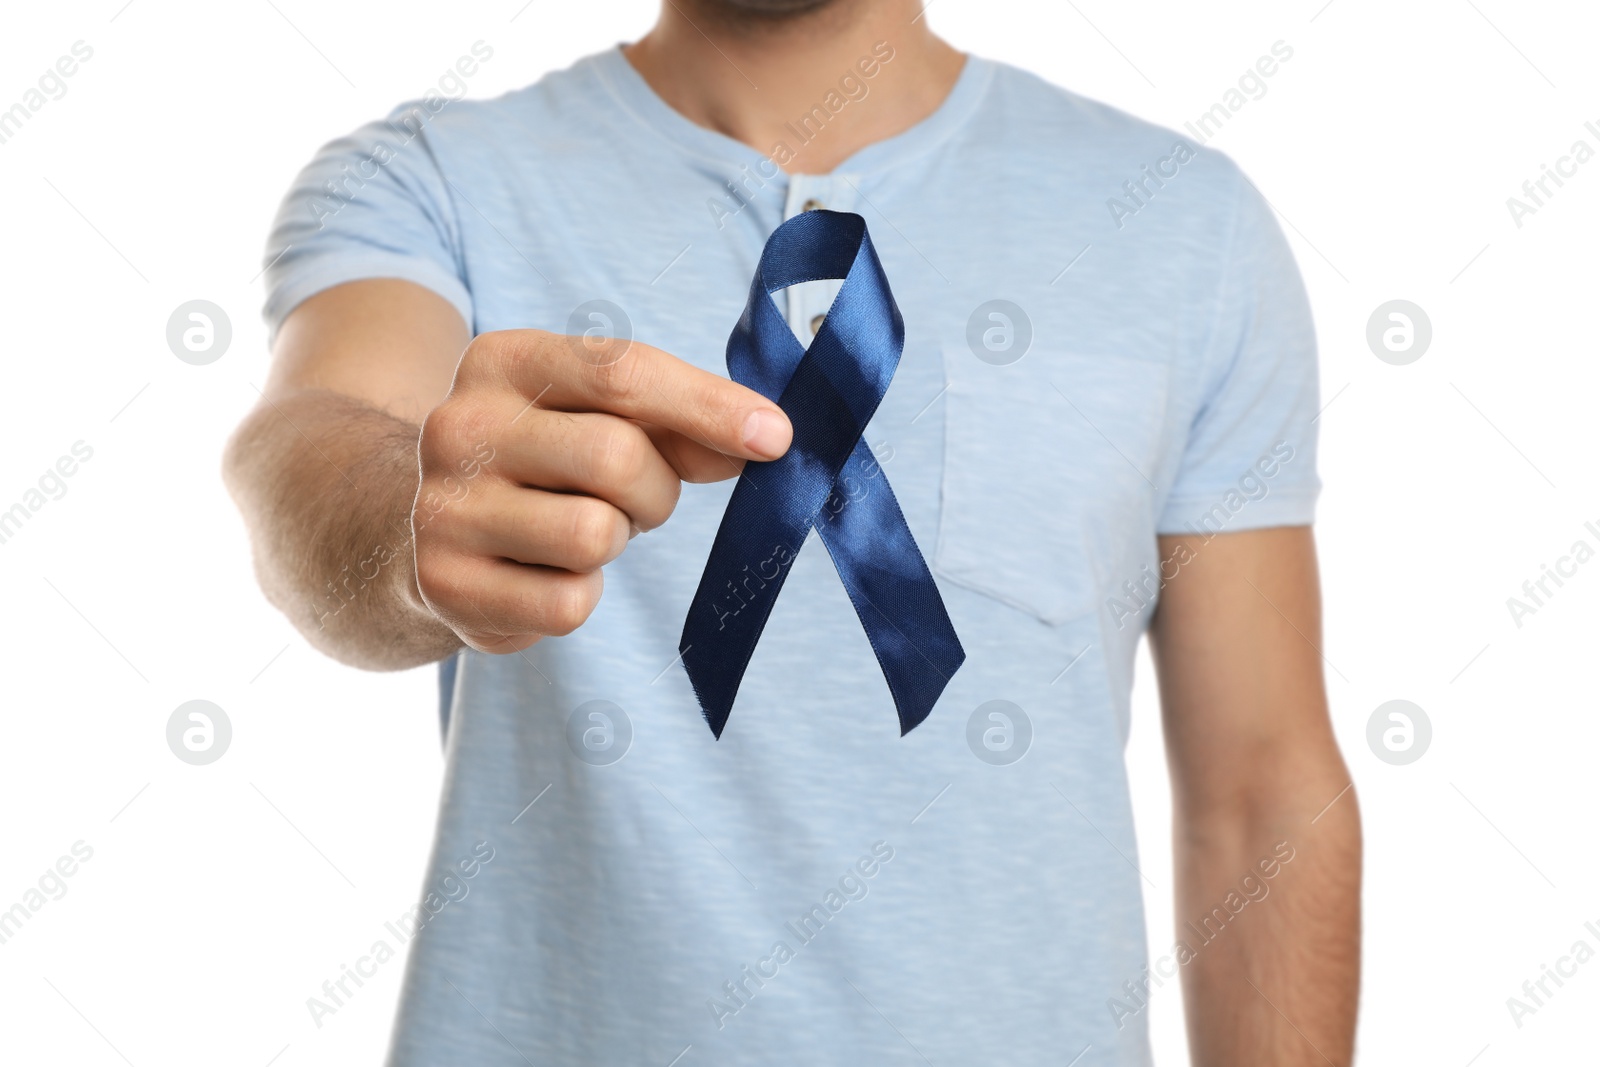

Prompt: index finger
[{"left": 500, "top": 330, "right": 792, "bottom": 462}]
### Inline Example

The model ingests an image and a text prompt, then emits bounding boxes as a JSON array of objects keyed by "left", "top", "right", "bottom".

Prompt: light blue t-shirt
[{"left": 266, "top": 44, "right": 1319, "bottom": 1067}]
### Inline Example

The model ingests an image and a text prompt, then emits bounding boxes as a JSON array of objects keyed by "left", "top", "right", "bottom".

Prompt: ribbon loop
[{"left": 680, "top": 210, "right": 966, "bottom": 738}]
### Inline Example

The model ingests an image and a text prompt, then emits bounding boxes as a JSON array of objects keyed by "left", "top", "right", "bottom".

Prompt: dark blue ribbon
[{"left": 680, "top": 210, "right": 965, "bottom": 738}]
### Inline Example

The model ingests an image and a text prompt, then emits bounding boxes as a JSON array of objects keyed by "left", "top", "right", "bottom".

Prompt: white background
[{"left": 1, "top": 1, "right": 1596, "bottom": 1064}]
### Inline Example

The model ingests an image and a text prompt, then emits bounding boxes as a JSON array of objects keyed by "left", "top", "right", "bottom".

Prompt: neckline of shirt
[{"left": 590, "top": 43, "right": 995, "bottom": 178}]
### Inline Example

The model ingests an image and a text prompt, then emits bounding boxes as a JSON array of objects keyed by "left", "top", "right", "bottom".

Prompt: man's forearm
[
  {"left": 1175, "top": 784, "right": 1361, "bottom": 1065},
  {"left": 223, "top": 387, "right": 461, "bottom": 669}
]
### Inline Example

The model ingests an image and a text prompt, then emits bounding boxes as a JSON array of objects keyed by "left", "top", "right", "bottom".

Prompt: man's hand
[
  {"left": 414, "top": 329, "right": 791, "bottom": 654},
  {"left": 223, "top": 279, "right": 790, "bottom": 669}
]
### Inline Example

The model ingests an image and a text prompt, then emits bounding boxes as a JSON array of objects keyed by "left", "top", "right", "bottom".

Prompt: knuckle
[
  {"left": 585, "top": 343, "right": 652, "bottom": 405},
  {"left": 566, "top": 498, "right": 623, "bottom": 571},
  {"left": 643, "top": 478, "right": 683, "bottom": 532},
  {"left": 689, "top": 377, "right": 729, "bottom": 418},
  {"left": 587, "top": 420, "right": 646, "bottom": 488},
  {"left": 539, "top": 574, "right": 599, "bottom": 636},
  {"left": 420, "top": 400, "right": 495, "bottom": 471}
]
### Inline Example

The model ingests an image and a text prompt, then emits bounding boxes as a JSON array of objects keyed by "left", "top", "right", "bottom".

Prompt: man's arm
[
  {"left": 223, "top": 277, "right": 792, "bottom": 671},
  {"left": 1148, "top": 525, "right": 1360, "bottom": 1066},
  {"left": 223, "top": 279, "right": 468, "bottom": 669}
]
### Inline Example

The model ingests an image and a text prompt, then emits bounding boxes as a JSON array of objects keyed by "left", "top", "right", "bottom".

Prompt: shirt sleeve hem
[
  {"left": 1154, "top": 489, "right": 1319, "bottom": 536},
  {"left": 262, "top": 255, "right": 474, "bottom": 345}
]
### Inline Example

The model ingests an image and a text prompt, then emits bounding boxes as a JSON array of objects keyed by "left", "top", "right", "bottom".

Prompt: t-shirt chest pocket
[{"left": 933, "top": 347, "right": 1171, "bottom": 626}]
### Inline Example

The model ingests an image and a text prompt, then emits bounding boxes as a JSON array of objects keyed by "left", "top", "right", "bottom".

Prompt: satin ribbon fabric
[{"left": 680, "top": 210, "right": 966, "bottom": 738}]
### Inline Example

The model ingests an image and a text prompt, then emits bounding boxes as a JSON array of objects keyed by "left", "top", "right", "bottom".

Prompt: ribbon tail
[
  {"left": 678, "top": 460, "right": 813, "bottom": 738},
  {"left": 815, "top": 439, "right": 965, "bottom": 734}
]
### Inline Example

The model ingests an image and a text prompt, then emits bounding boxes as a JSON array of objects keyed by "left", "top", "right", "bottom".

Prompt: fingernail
[{"left": 742, "top": 408, "right": 789, "bottom": 459}]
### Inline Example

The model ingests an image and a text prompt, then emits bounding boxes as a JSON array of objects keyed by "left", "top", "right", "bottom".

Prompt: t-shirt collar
[{"left": 591, "top": 42, "right": 993, "bottom": 177}]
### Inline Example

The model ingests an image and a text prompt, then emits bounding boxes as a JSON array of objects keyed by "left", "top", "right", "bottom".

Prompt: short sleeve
[
  {"left": 261, "top": 102, "right": 474, "bottom": 343},
  {"left": 1155, "top": 164, "right": 1321, "bottom": 535}
]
